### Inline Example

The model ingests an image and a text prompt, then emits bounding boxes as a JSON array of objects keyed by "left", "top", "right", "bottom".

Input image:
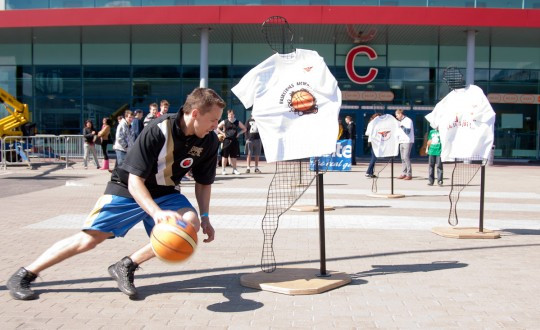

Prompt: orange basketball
[
  {"left": 150, "top": 218, "right": 198, "bottom": 263},
  {"left": 291, "top": 90, "right": 314, "bottom": 111}
]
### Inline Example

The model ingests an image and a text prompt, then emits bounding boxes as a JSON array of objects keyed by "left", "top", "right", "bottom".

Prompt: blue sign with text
[{"left": 310, "top": 139, "right": 352, "bottom": 172}]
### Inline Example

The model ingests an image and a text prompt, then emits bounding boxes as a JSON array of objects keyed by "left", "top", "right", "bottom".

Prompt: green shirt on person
[{"left": 427, "top": 129, "right": 441, "bottom": 156}]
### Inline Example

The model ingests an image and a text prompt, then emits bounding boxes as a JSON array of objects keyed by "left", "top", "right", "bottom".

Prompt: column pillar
[
  {"left": 466, "top": 29, "right": 476, "bottom": 86},
  {"left": 199, "top": 27, "right": 209, "bottom": 88}
]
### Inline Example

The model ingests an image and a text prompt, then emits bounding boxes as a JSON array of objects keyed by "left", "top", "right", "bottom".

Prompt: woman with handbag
[
  {"left": 98, "top": 118, "right": 112, "bottom": 170},
  {"left": 82, "top": 119, "right": 100, "bottom": 169}
]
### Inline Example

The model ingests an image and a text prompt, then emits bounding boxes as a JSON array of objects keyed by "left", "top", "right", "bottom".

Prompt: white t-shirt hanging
[
  {"left": 232, "top": 49, "right": 341, "bottom": 162},
  {"left": 425, "top": 84, "right": 495, "bottom": 162},
  {"left": 366, "top": 114, "right": 407, "bottom": 158}
]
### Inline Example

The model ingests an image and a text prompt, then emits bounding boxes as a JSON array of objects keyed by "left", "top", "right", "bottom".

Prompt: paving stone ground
[{"left": 1, "top": 159, "right": 539, "bottom": 329}]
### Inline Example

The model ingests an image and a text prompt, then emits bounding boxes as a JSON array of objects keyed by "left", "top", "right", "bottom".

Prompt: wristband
[{"left": 201, "top": 213, "right": 209, "bottom": 218}]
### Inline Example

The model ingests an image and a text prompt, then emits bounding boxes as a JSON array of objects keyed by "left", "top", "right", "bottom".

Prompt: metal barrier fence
[{"left": 1, "top": 135, "right": 108, "bottom": 169}]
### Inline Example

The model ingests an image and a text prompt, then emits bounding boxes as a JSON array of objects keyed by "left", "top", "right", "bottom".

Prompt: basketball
[
  {"left": 150, "top": 218, "right": 198, "bottom": 262},
  {"left": 291, "top": 90, "right": 314, "bottom": 112}
]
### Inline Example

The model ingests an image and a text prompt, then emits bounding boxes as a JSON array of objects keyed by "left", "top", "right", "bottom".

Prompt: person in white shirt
[{"left": 395, "top": 109, "right": 414, "bottom": 180}]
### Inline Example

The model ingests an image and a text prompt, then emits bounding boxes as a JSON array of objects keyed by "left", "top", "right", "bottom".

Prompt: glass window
[
  {"left": 132, "top": 44, "right": 181, "bottom": 65},
  {"left": 476, "top": 0, "right": 522, "bottom": 8},
  {"left": 83, "top": 98, "right": 130, "bottom": 124},
  {"left": 428, "top": 0, "right": 470, "bottom": 7},
  {"left": 300, "top": 44, "right": 335, "bottom": 64},
  {"left": 33, "top": 28, "right": 81, "bottom": 65},
  {"left": 232, "top": 44, "right": 273, "bottom": 65},
  {"left": 182, "top": 44, "right": 200, "bottom": 66},
  {"left": 132, "top": 26, "right": 181, "bottom": 65},
  {"left": 35, "top": 66, "right": 81, "bottom": 99},
  {"left": 208, "top": 78, "right": 232, "bottom": 105},
  {"left": 0, "top": 65, "right": 33, "bottom": 99},
  {"left": 524, "top": 0, "right": 540, "bottom": 8},
  {"left": 491, "top": 47, "right": 540, "bottom": 70},
  {"left": 95, "top": 0, "right": 142, "bottom": 7},
  {"left": 36, "top": 97, "right": 82, "bottom": 135},
  {"left": 83, "top": 66, "right": 131, "bottom": 97},
  {"left": 82, "top": 27, "right": 130, "bottom": 65},
  {"left": 388, "top": 45, "right": 437, "bottom": 67},
  {"left": 383, "top": 0, "right": 424, "bottom": 5},
  {"left": 50, "top": 0, "right": 96, "bottom": 8},
  {"left": 209, "top": 43, "right": 232, "bottom": 65},
  {"left": 6, "top": 0, "right": 48, "bottom": 9},
  {"left": 0, "top": 29, "right": 32, "bottom": 65}
]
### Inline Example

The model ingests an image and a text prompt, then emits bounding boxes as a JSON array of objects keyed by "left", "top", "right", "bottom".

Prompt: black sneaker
[
  {"left": 6, "top": 267, "right": 38, "bottom": 300},
  {"left": 108, "top": 257, "right": 139, "bottom": 297}
]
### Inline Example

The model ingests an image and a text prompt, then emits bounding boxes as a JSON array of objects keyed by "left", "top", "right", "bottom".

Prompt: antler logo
[{"left": 288, "top": 89, "right": 318, "bottom": 116}]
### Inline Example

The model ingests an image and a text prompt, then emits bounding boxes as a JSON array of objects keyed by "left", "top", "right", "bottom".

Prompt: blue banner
[{"left": 310, "top": 139, "right": 352, "bottom": 172}]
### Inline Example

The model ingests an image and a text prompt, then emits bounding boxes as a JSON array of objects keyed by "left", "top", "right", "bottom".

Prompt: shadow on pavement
[
  {"left": 501, "top": 228, "right": 540, "bottom": 236},
  {"left": 350, "top": 261, "right": 467, "bottom": 283}
]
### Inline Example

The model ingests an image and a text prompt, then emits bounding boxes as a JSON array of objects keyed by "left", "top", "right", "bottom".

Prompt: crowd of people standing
[{"left": 85, "top": 102, "right": 439, "bottom": 185}]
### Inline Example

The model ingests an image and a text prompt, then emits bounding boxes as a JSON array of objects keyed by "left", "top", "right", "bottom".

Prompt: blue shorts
[{"left": 82, "top": 193, "right": 194, "bottom": 237}]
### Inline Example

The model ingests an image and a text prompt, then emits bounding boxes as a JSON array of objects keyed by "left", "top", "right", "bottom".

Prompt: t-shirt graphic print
[{"left": 232, "top": 49, "right": 342, "bottom": 162}]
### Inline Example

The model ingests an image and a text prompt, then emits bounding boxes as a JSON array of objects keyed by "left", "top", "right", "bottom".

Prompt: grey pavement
[{"left": 1, "top": 160, "right": 539, "bottom": 329}]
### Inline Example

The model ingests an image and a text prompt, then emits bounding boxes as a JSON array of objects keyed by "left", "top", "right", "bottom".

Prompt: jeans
[
  {"left": 428, "top": 155, "right": 443, "bottom": 184},
  {"left": 115, "top": 150, "right": 127, "bottom": 168},
  {"left": 366, "top": 148, "right": 377, "bottom": 175},
  {"left": 399, "top": 142, "right": 413, "bottom": 176}
]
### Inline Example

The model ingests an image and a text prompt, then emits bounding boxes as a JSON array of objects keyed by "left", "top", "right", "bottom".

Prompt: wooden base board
[
  {"left": 432, "top": 226, "right": 501, "bottom": 239},
  {"left": 290, "top": 205, "right": 335, "bottom": 212},
  {"left": 240, "top": 268, "right": 351, "bottom": 295},
  {"left": 367, "top": 193, "right": 405, "bottom": 199}
]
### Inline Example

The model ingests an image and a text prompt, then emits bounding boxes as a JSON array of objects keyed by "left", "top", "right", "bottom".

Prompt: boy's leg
[
  {"left": 7, "top": 230, "right": 112, "bottom": 300},
  {"left": 109, "top": 195, "right": 197, "bottom": 298},
  {"left": 26, "top": 230, "right": 112, "bottom": 275}
]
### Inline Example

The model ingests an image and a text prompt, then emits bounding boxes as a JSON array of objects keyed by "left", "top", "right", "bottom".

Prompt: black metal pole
[
  {"left": 317, "top": 171, "right": 327, "bottom": 276},
  {"left": 479, "top": 165, "right": 485, "bottom": 232},
  {"left": 391, "top": 157, "right": 394, "bottom": 195},
  {"left": 313, "top": 158, "right": 328, "bottom": 276}
]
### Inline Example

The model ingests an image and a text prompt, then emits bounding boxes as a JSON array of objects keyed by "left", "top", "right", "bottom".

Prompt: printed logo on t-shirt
[
  {"left": 188, "top": 146, "right": 203, "bottom": 157},
  {"left": 288, "top": 88, "right": 318, "bottom": 116},
  {"left": 180, "top": 158, "right": 193, "bottom": 168},
  {"left": 377, "top": 130, "right": 391, "bottom": 141}
]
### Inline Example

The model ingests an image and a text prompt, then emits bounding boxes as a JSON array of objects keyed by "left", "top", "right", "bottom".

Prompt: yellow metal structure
[{"left": 0, "top": 87, "right": 30, "bottom": 137}]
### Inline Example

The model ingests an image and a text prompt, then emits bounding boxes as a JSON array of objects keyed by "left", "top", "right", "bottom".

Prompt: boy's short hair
[
  {"left": 182, "top": 88, "right": 226, "bottom": 115},
  {"left": 160, "top": 100, "right": 170, "bottom": 107}
]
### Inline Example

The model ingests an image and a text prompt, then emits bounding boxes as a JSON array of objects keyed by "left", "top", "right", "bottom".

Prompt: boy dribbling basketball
[{"left": 6, "top": 88, "right": 225, "bottom": 300}]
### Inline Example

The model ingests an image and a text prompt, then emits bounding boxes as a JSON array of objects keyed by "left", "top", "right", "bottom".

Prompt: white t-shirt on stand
[
  {"left": 425, "top": 84, "right": 495, "bottom": 162},
  {"left": 232, "top": 49, "right": 342, "bottom": 162},
  {"left": 366, "top": 114, "right": 407, "bottom": 158}
]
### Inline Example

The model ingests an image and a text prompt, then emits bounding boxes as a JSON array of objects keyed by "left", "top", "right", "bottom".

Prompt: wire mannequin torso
[{"left": 262, "top": 16, "right": 296, "bottom": 59}]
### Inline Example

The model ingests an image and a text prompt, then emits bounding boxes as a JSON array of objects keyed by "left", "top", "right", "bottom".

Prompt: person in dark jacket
[{"left": 345, "top": 115, "right": 357, "bottom": 165}]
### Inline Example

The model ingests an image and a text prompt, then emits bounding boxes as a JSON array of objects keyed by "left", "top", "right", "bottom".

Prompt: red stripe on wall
[{"left": 0, "top": 6, "right": 539, "bottom": 28}]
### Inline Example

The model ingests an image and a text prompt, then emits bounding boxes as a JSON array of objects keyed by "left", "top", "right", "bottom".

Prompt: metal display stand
[
  {"left": 368, "top": 157, "right": 405, "bottom": 199},
  {"left": 240, "top": 16, "right": 350, "bottom": 294}
]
